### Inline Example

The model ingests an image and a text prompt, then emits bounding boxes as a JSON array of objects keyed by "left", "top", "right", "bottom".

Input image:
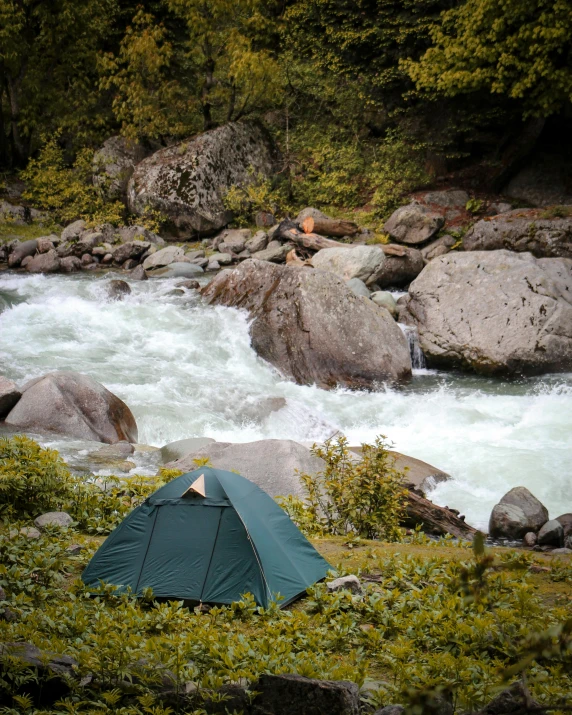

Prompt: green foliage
[
  {"left": 21, "top": 136, "right": 124, "bottom": 225},
  {"left": 465, "top": 198, "right": 483, "bottom": 214},
  {"left": 295, "top": 435, "right": 407, "bottom": 541},
  {"left": 0, "top": 436, "right": 78, "bottom": 519},
  {"left": 223, "top": 173, "right": 289, "bottom": 226},
  {"left": 405, "top": 0, "right": 572, "bottom": 118},
  {"left": 0, "top": 439, "right": 571, "bottom": 712}
]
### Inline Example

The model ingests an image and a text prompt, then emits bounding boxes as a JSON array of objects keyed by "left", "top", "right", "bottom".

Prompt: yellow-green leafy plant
[
  {"left": 21, "top": 135, "right": 124, "bottom": 225},
  {"left": 298, "top": 435, "right": 407, "bottom": 541},
  {"left": 0, "top": 436, "right": 79, "bottom": 518},
  {"left": 223, "top": 173, "right": 289, "bottom": 226}
]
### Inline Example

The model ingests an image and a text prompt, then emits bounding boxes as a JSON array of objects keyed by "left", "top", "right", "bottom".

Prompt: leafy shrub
[
  {"left": 223, "top": 172, "right": 290, "bottom": 226},
  {"left": 0, "top": 436, "right": 79, "bottom": 518},
  {"left": 21, "top": 135, "right": 125, "bottom": 226},
  {"left": 294, "top": 435, "right": 407, "bottom": 541}
]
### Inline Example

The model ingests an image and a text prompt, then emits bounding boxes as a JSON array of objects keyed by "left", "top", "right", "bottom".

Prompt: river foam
[{"left": 1, "top": 271, "right": 571, "bottom": 530}]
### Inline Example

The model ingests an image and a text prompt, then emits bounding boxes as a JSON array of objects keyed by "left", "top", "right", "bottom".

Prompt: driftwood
[
  {"left": 381, "top": 244, "right": 408, "bottom": 257},
  {"left": 286, "top": 249, "right": 313, "bottom": 267},
  {"left": 403, "top": 490, "right": 477, "bottom": 539},
  {"left": 274, "top": 219, "right": 347, "bottom": 251},
  {"left": 301, "top": 216, "right": 359, "bottom": 238}
]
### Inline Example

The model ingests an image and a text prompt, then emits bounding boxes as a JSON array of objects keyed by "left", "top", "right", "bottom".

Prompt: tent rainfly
[{"left": 82, "top": 467, "right": 330, "bottom": 607}]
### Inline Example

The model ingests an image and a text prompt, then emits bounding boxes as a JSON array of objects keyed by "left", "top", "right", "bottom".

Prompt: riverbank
[{"left": 1, "top": 270, "right": 571, "bottom": 531}]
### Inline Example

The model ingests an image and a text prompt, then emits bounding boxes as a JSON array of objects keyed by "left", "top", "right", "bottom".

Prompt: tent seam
[
  {"left": 134, "top": 506, "right": 159, "bottom": 594},
  {"left": 199, "top": 507, "right": 224, "bottom": 604}
]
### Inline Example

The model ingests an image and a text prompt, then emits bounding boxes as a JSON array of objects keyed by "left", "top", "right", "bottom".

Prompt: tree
[
  {"left": 0, "top": 0, "right": 117, "bottom": 167},
  {"left": 404, "top": 0, "right": 572, "bottom": 119}
]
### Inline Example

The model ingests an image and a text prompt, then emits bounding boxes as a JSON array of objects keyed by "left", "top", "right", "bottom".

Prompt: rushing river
[{"left": 1, "top": 271, "right": 571, "bottom": 531}]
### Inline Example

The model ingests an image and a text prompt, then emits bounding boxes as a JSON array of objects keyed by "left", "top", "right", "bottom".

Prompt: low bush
[{"left": 285, "top": 435, "right": 407, "bottom": 541}]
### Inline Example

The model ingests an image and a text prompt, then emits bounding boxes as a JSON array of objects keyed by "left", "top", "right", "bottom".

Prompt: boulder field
[{"left": 202, "top": 259, "right": 412, "bottom": 389}]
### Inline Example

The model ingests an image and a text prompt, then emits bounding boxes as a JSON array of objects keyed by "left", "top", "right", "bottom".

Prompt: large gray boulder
[
  {"left": 489, "top": 487, "right": 548, "bottom": 539},
  {"left": 463, "top": 210, "right": 572, "bottom": 258},
  {"left": 367, "top": 246, "right": 424, "bottom": 288},
  {"left": 5, "top": 371, "right": 138, "bottom": 444},
  {"left": 93, "top": 136, "right": 150, "bottom": 201},
  {"left": 160, "top": 437, "right": 216, "bottom": 463},
  {"left": 112, "top": 241, "right": 151, "bottom": 265},
  {"left": 311, "top": 246, "right": 385, "bottom": 283},
  {"left": 202, "top": 259, "right": 411, "bottom": 389},
  {"left": 148, "top": 262, "right": 204, "bottom": 278},
  {"left": 128, "top": 122, "right": 277, "bottom": 237},
  {"left": 384, "top": 203, "right": 444, "bottom": 245},
  {"left": 400, "top": 251, "right": 572, "bottom": 376},
  {"left": 164, "top": 439, "right": 326, "bottom": 498},
  {"left": 0, "top": 377, "right": 20, "bottom": 419}
]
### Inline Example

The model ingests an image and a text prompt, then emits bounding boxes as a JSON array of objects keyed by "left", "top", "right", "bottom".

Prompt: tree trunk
[
  {"left": 0, "top": 81, "right": 8, "bottom": 169},
  {"left": 6, "top": 72, "right": 26, "bottom": 166},
  {"left": 201, "top": 55, "right": 216, "bottom": 131},
  {"left": 301, "top": 216, "right": 359, "bottom": 238},
  {"left": 491, "top": 117, "right": 546, "bottom": 192},
  {"left": 274, "top": 219, "right": 348, "bottom": 251},
  {"left": 402, "top": 490, "right": 477, "bottom": 539}
]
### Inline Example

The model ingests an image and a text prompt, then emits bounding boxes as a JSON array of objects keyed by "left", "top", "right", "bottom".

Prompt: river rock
[
  {"left": 213, "top": 228, "right": 251, "bottom": 251},
  {"left": 537, "top": 519, "right": 564, "bottom": 547},
  {"left": 370, "top": 291, "right": 398, "bottom": 318},
  {"left": 209, "top": 252, "right": 233, "bottom": 266},
  {"left": 312, "top": 246, "right": 385, "bottom": 283},
  {"left": 421, "top": 235, "right": 457, "bottom": 261},
  {"left": 115, "top": 225, "right": 165, "bottom": 246},
  {"left": 463, "top": 211, "right": 572, "bottom": 258},
  {"left": 8, "top": 239, "right": 38, "bottom": 267},
  {"left": 523, "top": 531, "right": 537, "bottom": 547},
  {"left": 60, "top": 256, "right": 82, "bottom": 273},
  {"left": 219, "top": 235, "right": 247, "bottom": 254},
  {"left": 489, "top": 487, "right": 548, "bottom": 539},
  {"left": 164, "top": 439, "right": 326, "bottom": 498},
  {"left": 93, "top": 135, "right": 150, "bottom": 201},
  {"left": 0, "top": 377, "right": 20, "bottom": 418},
  {"left": 160, "top": 436, "right": 216, "bottom": 463},
  {"left": 480, "top": 680, "right": 539, "bottom": 714},
  {"left": 327, "top": 575, "right": 362, "bottom": 594},
  {"left": 34, "top": 511, "right": 73, "bottom": 531},
  {"left": 143, "top": 245, "right": 184, "bottom": 270},
  {"left": 5, "top": 371, "right": 138, "bottom": 444},
  {"left": 390, "top": 451, "right": 450, "bottom": 494},
  {"left": 418, "top": 189, "right": 469, "bottom": 208},
  {"left": 36, "top": 237, "right": 55, "bottom": 254},
  {"left": 246, "top": 231, "right": 268, "bottom": 253},
  {"left": 400, "top": 251, "right": 572, "bottom": 376},
  {"left": 384, "top": 203, "right": 444, "bottom": 245},
  {"left": 128, "top": 121, "right": 277, "bottom": 236},
  {"left": 296, "top": 207, "right": 332, "bottom": 223},
  {"left": 346, "top": 277, "right": 371, "bottom": 298},
  {"left": 107, "top": 279, "right": 131, "bottom": 300},
  {"left": 556, "top": 513, "right": 572, "bottom": 537},
  {"left": 202, "top": 259, "right": 411, "bottom": 388},
  {"left": 251, "top": 240, "right": 293, "bottom": 263},
  {"left": 367, "top": 246, "right": 424, "bottom": 288},
  {"left": 74, "top": 231, "right": 102, "bottom": 256},
  {"left": 252, "top": 674, "right": 359, "bottom": 715},
  {"left": 60, "top": 220, "right": 85, "bottom": 243},
  {"left": 113, "top": 241, "right": 151, "bottom": 264},
  {"left": 148, "top": 262, "right": 204, "bottom": 278},
  {"left": 26, "top": 249, "right": 60, "bottom": 273},
  {"left": 129, "top": 265, "right": 148, "bottom": 281}
]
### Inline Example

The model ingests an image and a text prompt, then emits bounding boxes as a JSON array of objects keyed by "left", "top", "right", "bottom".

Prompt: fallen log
[
  {"left": 286, "top": 249, "right": 313, "bottom": 267},
  {"left": 274, "top": 219, "right": 347, "bottom": 252},
  {"left": 301, "top": 216, "right": 359, "bottom": 238},
  {"left": 403, "top": 490, "right": 477, "bottom": 539}
]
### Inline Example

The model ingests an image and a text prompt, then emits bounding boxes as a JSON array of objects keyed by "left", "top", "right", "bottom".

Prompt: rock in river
[
  {"left": 202, "top": 259, "right": 411, "bottom": 389},
  {"left": 400, "top": 250, "right": 572, "bottom": 376},
  {"left": 489, "top": 487, "right": 549, "bottom": 539},
  {"left": 5, "top": 371, "right": 138, "bottom": 444}
]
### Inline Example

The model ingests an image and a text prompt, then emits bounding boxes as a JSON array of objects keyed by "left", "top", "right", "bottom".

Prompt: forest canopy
[{"left": 0, "top": 0, "right": 570, "bottom": 200}]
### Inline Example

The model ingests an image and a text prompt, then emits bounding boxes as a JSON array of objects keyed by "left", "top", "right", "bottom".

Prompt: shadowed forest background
[{"left": 1, "top": 0, "right": 571, "bottom": 218}]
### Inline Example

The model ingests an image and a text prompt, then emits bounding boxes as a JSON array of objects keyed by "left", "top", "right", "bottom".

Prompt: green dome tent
[{"left": 82, "top": 467, "right": 330, "bottom": 607}]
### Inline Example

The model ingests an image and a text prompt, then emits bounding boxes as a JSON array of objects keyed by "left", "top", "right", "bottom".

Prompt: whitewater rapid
[{"left": 1, "top": 271, "right": 571, "bottom": 530}]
